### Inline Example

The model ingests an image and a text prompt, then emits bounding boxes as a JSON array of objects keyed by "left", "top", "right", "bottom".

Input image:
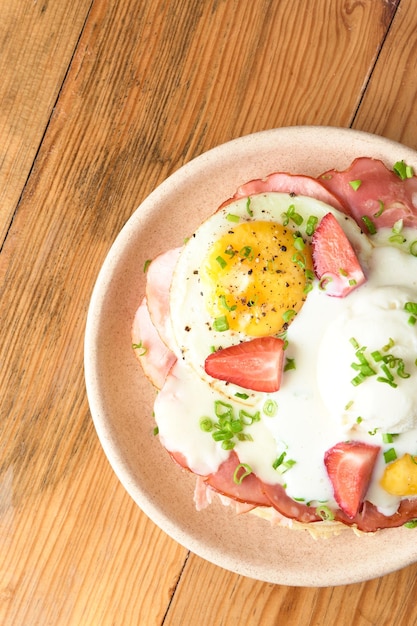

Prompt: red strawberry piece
[
  {"left": 204, "top": 336, "right": 285, "bottom": 392},
  {"left": 324, "top": 441, "right": 380, "bottom": 518},
  {"left": 312, "top": 212, "right": 366, "bottom": 296}
]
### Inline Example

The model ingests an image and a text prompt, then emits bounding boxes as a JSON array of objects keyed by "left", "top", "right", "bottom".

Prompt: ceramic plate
[{"left": 85, "top": 126, "right": 417, "bottom": 586}]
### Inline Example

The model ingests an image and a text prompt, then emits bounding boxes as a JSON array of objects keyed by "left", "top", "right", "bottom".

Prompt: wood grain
[
  {"left": 0, "top": 0, "right": 93, "bottom": 245},
  {"left": 2, "top": 0, "right": 417, "bottom": 623},
  {"left": 353, "top": 0, "right": 417, "bottom": 149}
]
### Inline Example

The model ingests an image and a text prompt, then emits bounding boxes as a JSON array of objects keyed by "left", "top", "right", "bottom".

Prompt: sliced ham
[
  {"left": 219, "top": 171, "right": 345, "bottom": 212},
  {"left": 132, "top": 297, "right": 177, "bottom": 389},
  {"left": 319, "top": 157, "right": 417, "bottom": 229},
  {"left": 145, "top": 247, "right": 182, "bottom": 348},
  {"left": 261, "top": 482, "right": 322, "bottom": 523},
  {"left": 335, "top": 498, "right": 417, "bottom": 532},
  {"left": 203, "top": 451, "right": 271, "bottom": 507}
]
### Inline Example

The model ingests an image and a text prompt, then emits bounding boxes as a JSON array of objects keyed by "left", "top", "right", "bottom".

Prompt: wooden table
[{"left": 2, "top": 1, "right": 417, "bottom": 623}]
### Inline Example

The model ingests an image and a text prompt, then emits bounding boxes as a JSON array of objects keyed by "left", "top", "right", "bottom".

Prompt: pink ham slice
[
  {"left": 145, "top": 247, "right": 182, "bottom": 348},
  {"left": 335, "top": 498, "right": 417, "bottom": 532},
  {"left": 203, "top": 451, "right": 271, "bottom": 507},
  {"left": 219, "top": 171, "right": 346, "bottom": 211},
  {"left": 319, "top": 157, "right": 417, "bottom": 229},
  {"left": 132, "top": 297, "right": 177, "bottom": 389}
]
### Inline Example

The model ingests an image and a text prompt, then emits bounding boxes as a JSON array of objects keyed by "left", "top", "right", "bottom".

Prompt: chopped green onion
[
  {"left": 306, "top": 215, "right": 318, "bottom": 236},
  {"left": 344, "top": 400, "right": 354, "bottom": 410},
  {"left": 356, "top": 416, "right": 363, "bottom": 424},
  {"left": 277, "top": 459, "right": 296, "bottom": 474},
  {"left": 239, "top": 409, "right": 260, "bottom": 425},
  {"left": 393, "top": 160, "right": 414, "bottom": 180},
  {"left": 350, "top": 337, "right": 360, "bottom": 349},
  {"left": 404, "top": 519, "right": 417, "bottom": 529},
  {"left": 132, "top": 340, "right": 147, "bottom": 356},
  {"left": 224, "top": 245, "right": 235, "bottom": 258},
  {"left": 408, "top": 315, "right": 417, "bottom": 326},
  {"left": 239, "top": 246, "right": 253, "bottom": 259},
  {"left": 214, "top": 400, "right": 233, "bottom": 419},
  {"left": 316, "top": 505, "right": 335, "bottom": 521},
  {"left": 200, "top": 418, "right": 213, "bottom": 432},
  {"left": 213, "top": 315, "right": 229, "bottom": 332},
  {"left": 284, "top": 357, "right": 296, "bottom": 372},
  {"left": 361, "top": 215, "right": 377, "bottom": 234},
  {"left": 373, "top": 200, "right": 385, "bottom": 218},
  {"left": 216, "top": 255, "right": 227, "bottom": 269},
  {"left": 382, "top": 433, "right": 394, "bottom": 443},
  {"left": 318, "top": 275, "right": 333, "bottom": 291},
  {"left": 282, "top": 204, "right": 303, "bottom": 226},
  {"left": 272, "top": 452, "right": 287, "bottom": 470},
  {"left": 233, "top": 463, "right": 252, "bottom": 484},
  {"left": 263, "top": 399, "right": 278, "bottom": 417},
  {"left": 384, "top": 448, "right": 397, "bottom": 463},
  {"left": 389, "top": 233, "right": 407, "bottom": 244},
  {"left": 282, "top": 309, "right": 296, "bottom": 323},
  {"left": 293, "top": 236, "right": 305, "bottom": 251},
  {"left": 235, "top": 392, "right": 249, "bottom": 400},
  {"left": 143, "top": 259, "right": 152, "bottom": 273},
  {"left": 153, "top": 426, "right": 159, "bottom": 436},
  {"left": 410, "top": 241, "right": 417, "bottom": 257},
  {"left": 292, "top": 251, "right": 306, "bottom": 269},
  {"left": 392, "top": 218, "right": 404, "bottom": 234},
  {"left": 226, "top": 213, "right": 240, "bottom": 222},
  {"left": 246, "top": 197, "right": 253, "bottom": 217},
  {"left": 219, "top": 294, "right": 237, "bottom": 311},
  {"left": 349, "top": 179, "right": 362, "bottom": 191},
  {"left": 404, "top": 302, "right": 417, "bottom": 315}
]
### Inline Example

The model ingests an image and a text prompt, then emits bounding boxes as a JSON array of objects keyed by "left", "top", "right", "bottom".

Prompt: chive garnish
[
  {"left": 226, "top": 213, "right": 240, "bottom": 222},
  {"left": 361, "top": 215, "right": 377, "bottom": 234},
  {"left": 284, "top": 357, "right": 296, "bottom": 372},
  {"left": 384, "top": 448, "right": 397, "bottom": 463},
  {"left": 393, "top": 160, "right": 414, "bottom": 180},
  {"left": 132, "top": 340, "right": 147, "bottom": 356},
  {"left": 404, "top": 519, "right": 417, "bottom": 528},
  {"left": 143, "top": 259, "right": 152, "bottom": 273},
  {"left": 233, "top": 463, "right": 252, "bottom": 484},
  {"left": 316, "top": 505, "right": 335, "bottom": 521},
  {"left": 282, "top": 309, "right": 296, "bottom": 323},
  {"left": 246, "top": 197, "right": 253, "bottom": 217},
  {"left": 219, "top": 295, "right": 237, "bottom": 311},
  {"left": 373, "top": 200, "right": 385, "bottom": 218},
  {"left": 349, "top": 179, "right": 362, "bottom": 191},
  {"left": 216, "top": 255, "right": 227, "bottom": 268},
  {"left": 410, "top": 241, "right": 417, "bottom": 257},
  {"left": 213, "top": 315, "right": 229, "bottom": 332},
  {"left": 306, "top": 215, "right": 318, "bottom": 236},
  {"left": 263, "top": 399, "right": 278, "bottom": 417}
]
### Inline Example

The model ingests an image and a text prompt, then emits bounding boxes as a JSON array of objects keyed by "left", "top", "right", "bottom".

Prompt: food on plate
[{"left": 132, "top": 156, "right": 417, "bottom": 534}]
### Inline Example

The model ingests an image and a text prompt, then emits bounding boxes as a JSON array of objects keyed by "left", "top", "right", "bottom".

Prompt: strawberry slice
[
  {"left": 204, "top": 336, "right": 285, "bottom": 392},
  {"left": 312, "top": 212, "right": 366, "bottom": 296},
  {"left": 324, "top": 441, "right": 380, "bottom": 518}
]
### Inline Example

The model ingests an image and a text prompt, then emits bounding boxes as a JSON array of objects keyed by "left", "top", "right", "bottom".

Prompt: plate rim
[{"left": 85, "top": 126, "right": 417, "bottom": 586}]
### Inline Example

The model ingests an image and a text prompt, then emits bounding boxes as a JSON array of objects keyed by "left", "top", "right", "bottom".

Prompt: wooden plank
[
  {"left": 0, "top": 0, "right": 404, "bottom": 623},
  {"left": 163, "top": 553, "right": 417, "bottom": 626},
  {"left": 352, "top": 0, "right": 417, "bottom": 149},
  {"left": 0, "top": 0, "right": 93, "bottom": 244}
]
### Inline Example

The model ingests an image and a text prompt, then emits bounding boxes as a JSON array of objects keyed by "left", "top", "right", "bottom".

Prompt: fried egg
[{"left": 169, "top": 192, "right": 371, "bottom": 400}]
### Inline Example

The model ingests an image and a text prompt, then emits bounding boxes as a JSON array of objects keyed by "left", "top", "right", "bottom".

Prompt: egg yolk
[{"left": 199, "top": 221, "right": 313, "bottom": 337}]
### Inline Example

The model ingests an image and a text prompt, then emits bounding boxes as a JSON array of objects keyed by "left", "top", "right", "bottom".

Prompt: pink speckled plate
[{"left": 85, "top": 127, "right": 417, "bottom": 586}]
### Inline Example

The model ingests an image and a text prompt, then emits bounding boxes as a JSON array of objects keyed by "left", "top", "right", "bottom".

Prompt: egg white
[{"left": 169, "top": 192, "right": 372, "bottom": 401}]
